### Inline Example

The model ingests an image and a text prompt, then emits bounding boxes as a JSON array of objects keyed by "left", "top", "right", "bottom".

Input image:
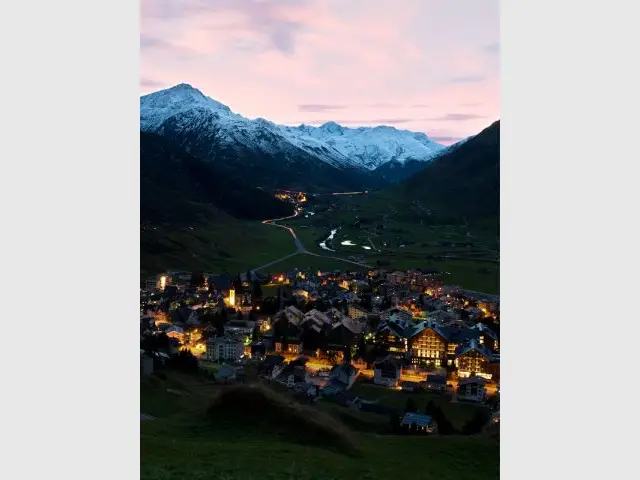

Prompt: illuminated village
[{"left": 141, "top": 265, "right": 500, "bottom": 429}]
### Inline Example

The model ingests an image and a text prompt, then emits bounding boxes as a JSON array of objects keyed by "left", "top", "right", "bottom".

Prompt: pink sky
[{"left": 141, "top": 0, "right": 499, "bottom": 144}]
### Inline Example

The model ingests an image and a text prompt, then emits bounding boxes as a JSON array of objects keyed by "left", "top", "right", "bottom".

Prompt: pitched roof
[
  {"left": 426, "top": 374, "right": 447, "bottom": 385},
  {"left": 330, "top": 363, "right": 358, "bottom": 377},
  {"left": 454, "top": 339, "right": 493, "bottom": 358},
  {"left": 260, "top": 354, "right": 285, "bottom": 367},
  {"left": 458, "top": 376, "right": 488, "bottom": 386},
  {"left": 401, "top": 412, "right": 434, "bottom": 426},
  {"left": 472, "top": 323, "right": 499, "bottom": 340},
  {"left": 374, "top": 355, "right": 403, "bottom": 367}
]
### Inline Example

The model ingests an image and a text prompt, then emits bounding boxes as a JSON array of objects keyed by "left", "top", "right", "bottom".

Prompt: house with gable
[
  {"left": 454, "top": 338, "right": 495, "bottom": 379},
  {"left": 471, "top": 322, "right": 500, "bottom": 353},
  {"left": 373, "top": 355, "right": 403, "bottom": 387},
  {"left": 456, "top": 376, "right": 487, "bottom": 402},
  {"left": 376, "top": 317, "right": 410, "bottom": 355}
]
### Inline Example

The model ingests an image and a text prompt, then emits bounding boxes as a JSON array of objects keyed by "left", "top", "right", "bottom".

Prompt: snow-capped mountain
[
  {"left": 140, "top": 84, "right": 445, "bottom": 172},
  {"left": 281, "top": 122, "right": 445, "bottom": 170}
]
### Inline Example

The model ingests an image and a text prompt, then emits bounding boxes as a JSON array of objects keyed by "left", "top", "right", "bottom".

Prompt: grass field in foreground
[{"left": 140, "top": 372, "right": 499, "bottom": 480}]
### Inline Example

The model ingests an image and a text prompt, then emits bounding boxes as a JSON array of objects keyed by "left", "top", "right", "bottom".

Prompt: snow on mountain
[
  {"left": 280, "top": 122, "right": 445, "bottom": 170},
  {"left": 140, "top": 84, "right": 445, "bottom": 171}
]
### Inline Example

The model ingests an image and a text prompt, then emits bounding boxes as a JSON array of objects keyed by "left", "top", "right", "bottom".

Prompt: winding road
[{"left": 251, "top": 201, "right": 372, "bottom": 274}]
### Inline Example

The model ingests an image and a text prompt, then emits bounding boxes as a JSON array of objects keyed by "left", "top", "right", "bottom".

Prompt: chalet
[
  {"left": 258, "top": 354, "right": 285, "bottom": 377},
  {"left": 456, "top": 376, "right": 487, "bottom": 402},
  {"left": 275, "top": 363, "right": 308, "bottom": 386},
  {"left": 380, "top": 307, "right": 413, "bottom": 325},
  {"left": 400, "top": 412, "right": 438, "bottom": 434},
  {"left": 328, "top": 363, "right": 359, "bottom": 390},
  {"left": 472, "top": 323, "right": 500, "bottom": 353},
  {"left": 454, "top": 339, "right": 494, "bottom": 379},
  {"left": 425, "top": 374, "right": 447, "bottom": 393},
  {"left": 376, "top": 320, "right": 409, "bottom": 354},
  {"left": 407, "top": 321, "right": 479, "bottom": 367},
  {"left": 327, "top": 317, "right": 362, "bottom": 350},
  {"left": 272, "top": 312, "right": 304, "bottom": 354},
  {"left": 373, "top": 355, "right": 403, "bottom": 387},
  {"left": 406, "top": 321, "right": 449, "bottom": 367}
]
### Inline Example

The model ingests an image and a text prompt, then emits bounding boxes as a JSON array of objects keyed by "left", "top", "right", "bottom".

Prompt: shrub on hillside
[
  {"left": 170, "top": 350, "right": 199, "bottom": 373},
  {"left": 461, "top": 409, "right": 492, "bottom": 435},
  {"left": 206, "top": 384, "right": 360, "bottom": 455}
]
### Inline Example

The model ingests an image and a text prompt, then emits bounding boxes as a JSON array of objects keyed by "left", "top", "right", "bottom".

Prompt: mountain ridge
[{"left": 140, "top": 84, "right": 447, "bottom": 173}]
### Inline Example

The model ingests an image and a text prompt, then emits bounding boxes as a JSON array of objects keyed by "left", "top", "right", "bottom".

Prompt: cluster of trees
[
  {"left": 171, "top": 349, "right": 199, "bottom": 373},
  {"left": 141, "top": 332, "right": 170, "bottom": 355}
]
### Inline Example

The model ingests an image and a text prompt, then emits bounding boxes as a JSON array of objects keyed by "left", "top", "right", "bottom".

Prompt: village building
[
  {"left": 456, "top": 376, "right": 488, "bottom": 402},
  {"left": 373, "top": 355, "right": 403, "bottom": 387},
  {"left": 205, "top": 337, "right": 244, "bottom": 362},
  {"left": 455, "top": 339, "right": 495, "bottom": 379}
]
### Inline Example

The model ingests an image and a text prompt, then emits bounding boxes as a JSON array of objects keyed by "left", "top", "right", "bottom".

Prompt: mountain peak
[
  {"left": 320, "top": 121, "right": 343, "bottom": 133},
  {"left": 171, "top": 82, "right": 197, "bottom": 90}
]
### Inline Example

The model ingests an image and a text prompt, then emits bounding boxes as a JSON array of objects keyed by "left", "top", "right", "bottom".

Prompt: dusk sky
[{"left": 141, "top": 0, "right": 499, "bottom": 144}]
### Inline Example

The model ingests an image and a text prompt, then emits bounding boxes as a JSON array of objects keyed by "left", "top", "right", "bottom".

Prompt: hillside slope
[
  {"left": 140, "top": 132, "right": 296, "bottom": 276},
  {"left": 397, "top": 120, "right": 499, "bottom": 227},
  {"left": 141, "top": 131, "right": 293, "bottom": 225}
]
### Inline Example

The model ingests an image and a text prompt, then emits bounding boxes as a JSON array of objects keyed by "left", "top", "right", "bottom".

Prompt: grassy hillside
[
  {"left": 141, "top": 372, "right": 499, "bottom": 480},
  {"left": 398, "top": 121, "right": 499, "bottom": 229},
  {"left": 141, "top": 222, "right": 294, "bottom": 278},
  {"left": 140, "top": 132, "right": 299, "bottom": 275}
]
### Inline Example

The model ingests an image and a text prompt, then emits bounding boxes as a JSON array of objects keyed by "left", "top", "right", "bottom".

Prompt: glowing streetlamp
[
  {"left": 159, "top": 275, "right": 167, "bottom": 290},
  {"left": 229, "top": 289, "right": 236, "bottom": 307}
]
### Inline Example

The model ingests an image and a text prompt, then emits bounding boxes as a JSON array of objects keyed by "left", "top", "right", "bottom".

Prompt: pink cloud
[{"left": 141, "top": 0, "right": 499, "bottom": 141}]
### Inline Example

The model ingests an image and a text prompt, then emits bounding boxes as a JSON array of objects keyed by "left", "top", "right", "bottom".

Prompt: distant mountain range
[{"left": 140, "top": 84, "right": 449, "bottom": 190}]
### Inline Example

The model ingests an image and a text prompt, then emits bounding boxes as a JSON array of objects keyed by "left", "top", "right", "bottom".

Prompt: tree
[
  {"left": 141, "top": 332, "right": 169, "bottom": 354},
  {"left": 171, "top": 349, "right": 199, "bottom": 373},
  {"left": 190, "top": 272, "right": 205, "bottom": 289},
  {"left": 252, "top": 280, "right": 263, "bottom": 300},
  {"left": 425, "top": 400, "right": 438, "bottom": 415},
  {"left": 251, "top": 325, "right": 260, "bottom": 342},
  {"left": 404, "top": 398, "right": 418, "bottom": 413},
  {"left": 462, "top": 409, "right": 491, "bottom": 435}
]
